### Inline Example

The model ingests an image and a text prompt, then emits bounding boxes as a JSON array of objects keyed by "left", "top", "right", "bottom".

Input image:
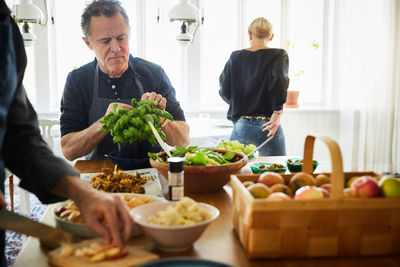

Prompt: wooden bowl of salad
[{"left": 149, "top": 148, "right": 247, "bottom": 193}]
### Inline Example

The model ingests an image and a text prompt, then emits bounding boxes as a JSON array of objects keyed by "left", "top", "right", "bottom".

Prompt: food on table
[
  {"left": 259, "top": 163, "right": 285, "bottom": 170},
  {"left": 289, "top": 172, "right": 316, "bottom": 192},
  {"left": 247, "top": 183, "right": 272, "bottom": 198},
  {"left": 90, "top": 165, "right": 153, "bottom": 193},
  {"left": 55, "top": 194, "right": 153, "bottom": 224},
  {"left": 294, "top": 185, "right": 324, "bottom": 200},
  {"left": 287, "top": 159, "right": 317, "bottom": 164},
  {"left": 149, "top": 146, "right": 242, "bottom": 166},
  {"left": 349, "top": 176, "right": 380, "bottom": 198},
  {"left": 378, "top": 176, "right": 400, "bottom": 198},
  {"left": 315, "top": 174, "right": 330, "bottom": 186},
  {"left": 60, "top": 242, "right": 128, "bottom": 262},
  {"left": 215, "top": 140, "right": 256, "bottom": 155},
  {"left": 242, "top": 181, "right": 255, "bottom": 188},
  {"left": 99, "top": 99, "right": 174, "bottom": 144},
  {"left": 267, "top": 192, "right": 291, "bottom": 200},
  {"left": 270, "top": 183, "right": 294, "bottom": 197},
  {"left": 148, "top": 197, "right": 211, "bottom": 226},
  {"left": 258, "top": 172, "right": 285, "bottom": 187}
]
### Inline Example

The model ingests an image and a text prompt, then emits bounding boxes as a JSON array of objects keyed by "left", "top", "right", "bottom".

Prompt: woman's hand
[{"left": 262, "top": 110, "right": 282, "bottom": 137}]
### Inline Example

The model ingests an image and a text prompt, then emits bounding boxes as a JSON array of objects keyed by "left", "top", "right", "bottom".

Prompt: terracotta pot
[{"left": 284, "top": 90, "right": 300, "bottom": 108}]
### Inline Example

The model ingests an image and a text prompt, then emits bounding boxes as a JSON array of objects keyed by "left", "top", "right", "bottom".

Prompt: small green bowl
[
  {"left": 286, "top": 158, "right": 319, "bottom": 173},
  {"left": 251, "top": 163, "right": 287, "bottom": 174}
]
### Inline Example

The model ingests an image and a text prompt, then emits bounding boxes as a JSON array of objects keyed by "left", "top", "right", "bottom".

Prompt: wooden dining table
[{"left": 12, "top": 157, "right": 400, "bottom": 267}]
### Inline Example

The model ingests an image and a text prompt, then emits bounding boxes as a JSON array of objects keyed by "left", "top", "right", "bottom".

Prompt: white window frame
[{"left": 29, "top": 0, "right": 333, "bottom": 115}]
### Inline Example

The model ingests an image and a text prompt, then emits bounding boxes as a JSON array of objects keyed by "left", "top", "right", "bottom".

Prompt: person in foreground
[
  {"left": 0, "top": 1, "right": 133, "bottom": 266},
  {"left": 60, "top": 0, "right": 190, "bottom": 161},
  {"left": 219, "top": 17, "right": 289, "bottom": 156}
]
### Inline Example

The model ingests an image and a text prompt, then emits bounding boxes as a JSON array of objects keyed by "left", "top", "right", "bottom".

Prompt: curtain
[{"left": 334, "top": 0, "right": 400, "bottom": 173}]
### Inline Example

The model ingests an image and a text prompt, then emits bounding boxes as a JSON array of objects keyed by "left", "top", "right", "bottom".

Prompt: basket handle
[{"left": 302, "top": 135, "right": 345, "bottom": 200}]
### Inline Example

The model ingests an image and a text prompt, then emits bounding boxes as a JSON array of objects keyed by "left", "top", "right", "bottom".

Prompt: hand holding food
[
  {"left": 99, "top": 99, "right": 174, "bottom": 144},
  {"left": 141, "top": 92, "right": 167, "bottom": 111},
  {"left": 73, "top": 189, "right": 133, "bottom": 248}
]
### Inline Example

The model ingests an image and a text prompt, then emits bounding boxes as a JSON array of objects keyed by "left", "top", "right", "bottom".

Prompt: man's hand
[
  {"left": 262, "top": 110, "right": 282, "bottom": 137},
  {"left": 0, "top": 192, "right": 7, "bottom": 208},
  {"left": 51, "top": 176, "right": 134, "bottom": 249},
  {"left": 75, "top": 190, "right": 134, "bottom": 248},
  {"left": 105, "top": 102, "right": 133, "bottom": 116},
  {"left": 141, "top": 92, "right": 166, "bottom": 111}
]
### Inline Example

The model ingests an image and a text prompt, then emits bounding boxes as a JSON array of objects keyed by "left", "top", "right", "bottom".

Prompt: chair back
[{"left": 38, "top": 119, "right": 59, "bottom": 150}]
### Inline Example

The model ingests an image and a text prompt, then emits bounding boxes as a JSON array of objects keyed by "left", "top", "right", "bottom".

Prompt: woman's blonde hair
[{"left": 248, "top": 17, "right": 273, "bottom": 39}]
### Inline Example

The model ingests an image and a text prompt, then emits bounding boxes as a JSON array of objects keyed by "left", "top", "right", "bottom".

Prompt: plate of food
[
  {"left": 54, "top": 193, "right": 166, "bottom": 238},
  {"left": 251, "top": 163, "right": 287, "bottom": 174},
  {"left": 80, "top": 167, "right": 163, "bottom": 197}
]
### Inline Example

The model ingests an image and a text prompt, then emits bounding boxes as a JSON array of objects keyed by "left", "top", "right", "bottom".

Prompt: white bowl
[
  {"left": 54, "top": 193, "right": 166, "bottom": 238},
  {"left": 131, "top": 201, "right": 219, "bottom": 252}
]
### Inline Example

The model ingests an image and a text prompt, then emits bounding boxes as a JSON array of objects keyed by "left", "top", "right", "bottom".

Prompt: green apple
[
  {"left": 379, "top": 176, "right": 400, "bottom": 198},
  {"left": 346, "top": 176, "right": 360, "bottom": 188}
]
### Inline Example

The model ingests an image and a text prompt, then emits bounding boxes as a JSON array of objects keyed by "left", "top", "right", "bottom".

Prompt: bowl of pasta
[
  {"left": 131, "top": 197, "right": 219, "bottom": 252},
  {"left": 54, "top": 193, "right": 166, "bottom": 238}
]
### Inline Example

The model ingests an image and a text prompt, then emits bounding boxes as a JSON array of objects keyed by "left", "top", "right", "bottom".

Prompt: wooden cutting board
[{"left": 48, "top": 238, "right": 159, "bottom": 267}]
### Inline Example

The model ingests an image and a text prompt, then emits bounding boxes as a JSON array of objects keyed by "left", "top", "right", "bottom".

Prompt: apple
[
  {"left": 349, "top": 176, "right": 380, "bottom": 198},
  {"left": 242, "top": 180, "right": 255, "bottom": 188},
  {"left": 258, "top": 172, "right": 285, "bottom": 187},
  {"left": 315, "top": 174, "right": 330, "bottom": 186},
  {"left": 346, "top": 176, "right": 360, "bottom": 188},
  {"left": 317, "top": 187, "right": 330, "bottom": 198},
  {"left": 378, "top": 176, "right": 400, "bottom": 198},
  {"left": 270, "top": 183, "right": 294, "bottom": 197},
  {"left": 289, "top": 172, "right": 316, "bottom": 192},
  {"left": 320, "top": 183, "right": 331, "bottom": 193},
  {"left": 294, "top": 185, "right": 324, "bottom": 200},
  {"left": 267, "top": 192, "right": 292, "bottom": 201},
  {"left": 247, "top": 183, "right": 272, "bottom": 198}
]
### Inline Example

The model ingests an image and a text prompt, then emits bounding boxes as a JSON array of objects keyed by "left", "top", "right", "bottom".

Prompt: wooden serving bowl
[{"left": 149, "top": 149, "right": 248, "bottom": 193}]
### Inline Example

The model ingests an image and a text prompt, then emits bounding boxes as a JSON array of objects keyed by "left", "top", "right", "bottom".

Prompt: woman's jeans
[{"left": 230, "top": 118, "right": 286, "bottom": 156}]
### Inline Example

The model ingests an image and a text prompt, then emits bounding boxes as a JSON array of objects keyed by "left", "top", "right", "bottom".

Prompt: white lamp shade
[
  {"left": 168, "top": 0, "right": 199, "bottom": 22},
  {"left": 15, "top": 0, "right": 44, "bottom": 22}
]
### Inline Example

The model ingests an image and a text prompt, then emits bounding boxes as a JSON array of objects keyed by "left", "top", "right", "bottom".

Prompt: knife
[
  {"left": 240, "top": 136, "right": 274, "bottom": 162},
  {"left": 0, "top": 207, "right": 73, "bottom": 248}
]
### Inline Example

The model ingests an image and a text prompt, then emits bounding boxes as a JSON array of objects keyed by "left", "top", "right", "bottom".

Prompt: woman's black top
[{"left": 219, "top": 48, "right": 289, "bottom": 122}]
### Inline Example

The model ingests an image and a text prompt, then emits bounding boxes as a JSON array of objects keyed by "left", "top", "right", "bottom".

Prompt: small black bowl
[{"left": 105, "top": 152, "right": 151, "bottom": 170}]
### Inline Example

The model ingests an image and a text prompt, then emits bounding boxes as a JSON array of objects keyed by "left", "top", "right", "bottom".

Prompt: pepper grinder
[{"left": 167, "top": 157, "right": 185, "bottom": 201}]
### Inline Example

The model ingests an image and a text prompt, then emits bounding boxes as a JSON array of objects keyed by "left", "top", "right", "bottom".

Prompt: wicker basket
[{"left": 231, "top": 135, "right": 400, "bottom": 258}]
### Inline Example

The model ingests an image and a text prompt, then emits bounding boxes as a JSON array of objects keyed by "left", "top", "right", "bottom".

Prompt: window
[{"left": 46, "top": 0, "right": 329, "bottom": 113}]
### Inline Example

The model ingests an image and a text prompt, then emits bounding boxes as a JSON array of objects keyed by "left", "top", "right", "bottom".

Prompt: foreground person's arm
[{"left": 51, "top": 175, "right": 133, "bottom": 248}]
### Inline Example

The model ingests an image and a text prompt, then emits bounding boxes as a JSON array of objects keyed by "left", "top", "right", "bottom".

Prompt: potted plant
[{"left": 284, "top": 39, "right": 319, "bottom": 108}]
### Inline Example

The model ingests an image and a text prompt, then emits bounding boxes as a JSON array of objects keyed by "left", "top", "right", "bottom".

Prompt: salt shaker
[{"left": 167, "top": 157, "right": 185, "bottom": 201}]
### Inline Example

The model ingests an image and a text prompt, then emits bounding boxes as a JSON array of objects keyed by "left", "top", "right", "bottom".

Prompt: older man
[
  {"left": 0, "top": 1, "right": 133, "bottom": 266},
  {"left": 60, "top": 0, "right": 190, "bottom": 161}
]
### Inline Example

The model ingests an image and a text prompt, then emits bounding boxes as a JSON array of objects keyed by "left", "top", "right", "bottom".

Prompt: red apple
[
  {"left": 317, "top": 187, "right": 330, "bottom": 198},
  {"left": 320, "top": 183, "right": 331, "bottom": 192},
  {"left": 294, "top": 185, "right": 324, "bottom": 200},
  {"left": 267, "top": 192, "right": 292, "bottom": 201},
  {"left": 258, "top": 172, "right": 285, "bottom": 187},
  {"left": 349, "top": 176, "right": 380, "bottom": 198}
]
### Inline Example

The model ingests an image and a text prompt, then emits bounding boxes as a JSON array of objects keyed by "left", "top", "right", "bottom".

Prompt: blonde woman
[{"left": 219, "top": 17, "right": 289, "bottom": 156}]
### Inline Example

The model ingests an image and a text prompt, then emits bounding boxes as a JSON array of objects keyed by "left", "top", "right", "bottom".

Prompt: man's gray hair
[{"left": 81, "top": 0, "right": 129, "bottom": 37}]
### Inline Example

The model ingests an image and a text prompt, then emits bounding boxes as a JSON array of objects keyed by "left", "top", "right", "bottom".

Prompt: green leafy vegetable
[{"left": 99, "top": 100, "right": 174, "bottom": 144}]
